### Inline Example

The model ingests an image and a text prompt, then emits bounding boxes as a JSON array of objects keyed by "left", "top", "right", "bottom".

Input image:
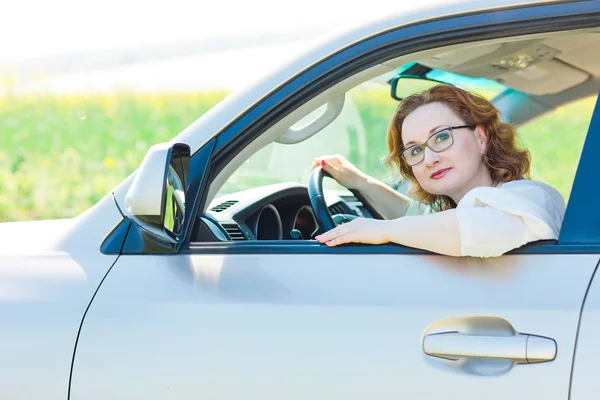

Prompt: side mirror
[
  {"left": 390, "top": 75, "right": 453, "bottom": 101},
  {"left": 125, "top": 142, "right": 190, "bottom": 240}
]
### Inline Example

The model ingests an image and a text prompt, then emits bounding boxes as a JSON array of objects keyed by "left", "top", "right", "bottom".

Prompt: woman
[{"left": 313, "top": 85, "right": 565, "bottom": 257}]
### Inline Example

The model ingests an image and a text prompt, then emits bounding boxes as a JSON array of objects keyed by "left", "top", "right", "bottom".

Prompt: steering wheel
[{"left": 308, "top": 166, "right": 383, "bottom": 235}]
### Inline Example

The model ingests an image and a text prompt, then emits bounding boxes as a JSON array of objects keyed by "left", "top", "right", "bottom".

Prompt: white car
[{"left": 3, "top": 1, "right": 600, "bottom": 399}]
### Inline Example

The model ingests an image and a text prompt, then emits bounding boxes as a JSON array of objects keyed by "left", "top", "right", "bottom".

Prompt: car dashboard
[{"left": 192, "top": 183, "right": 369, "bottom": 242}]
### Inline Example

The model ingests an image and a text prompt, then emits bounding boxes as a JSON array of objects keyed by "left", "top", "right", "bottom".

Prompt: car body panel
[
  {"left": 569, "top": 265, "right": 600, "bottom": 400},
  {"left": 71, "top": 252, "right": 597, "bottom": 399},
  {"left": 0, "top": 194, "right": 122, "bottom": 400}
]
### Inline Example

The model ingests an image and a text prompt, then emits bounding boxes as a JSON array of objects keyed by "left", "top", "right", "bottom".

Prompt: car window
[
  {"left": 216, "top": 75, "right": 507, "bottom": 197},
  {"left": 517, "top": 96, "right": 596, "bottom": 203},
  {"left": 217, "top": 82, "right": 379, "bottom": 195}
]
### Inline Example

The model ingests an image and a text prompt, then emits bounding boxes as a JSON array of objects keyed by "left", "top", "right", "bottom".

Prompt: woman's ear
[{"left": 474, "top": 125, "right": 488, "bottom": 154}]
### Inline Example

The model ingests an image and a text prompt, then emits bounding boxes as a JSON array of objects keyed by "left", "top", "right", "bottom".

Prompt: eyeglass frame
[{"left": 400, "top": 125, "right": 476, "bottom": 166}]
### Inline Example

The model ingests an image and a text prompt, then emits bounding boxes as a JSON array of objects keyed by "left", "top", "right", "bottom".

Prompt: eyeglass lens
[{"left": 402, "top": 129, "right": 454, "bottom": 166}]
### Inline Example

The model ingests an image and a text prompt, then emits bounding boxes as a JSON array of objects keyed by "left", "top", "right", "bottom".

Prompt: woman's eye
[
  {"left": 434, "top": 131, "right": 451, "bottom": 143},
  {"left": 410, "top": 146, "right": 423, "bottom": 157}
]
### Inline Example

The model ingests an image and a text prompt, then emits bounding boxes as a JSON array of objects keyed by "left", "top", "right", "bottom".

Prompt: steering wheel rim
[
  {"left": 308, "top": 166, "right": 385, "bottom": 235},
  {"left": 308, "top": 166, "right": 336, "bottom": 233}
]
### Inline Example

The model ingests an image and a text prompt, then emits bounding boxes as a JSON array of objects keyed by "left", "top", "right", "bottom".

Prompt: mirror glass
[
  {"left": 392, "top": 76, "right": 451, "bottom": 100},
  {"left": 163, "top": 146, "right": 189, "bottom": 237}
]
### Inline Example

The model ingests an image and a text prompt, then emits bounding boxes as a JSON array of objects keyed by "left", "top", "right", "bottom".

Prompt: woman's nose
[{"left": 423, "top": 147, "right": 440, "bottom": 166}]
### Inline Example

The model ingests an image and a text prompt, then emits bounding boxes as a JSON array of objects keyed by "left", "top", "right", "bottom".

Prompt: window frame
[{"left": 193, "top": 2, "right": 600, "bottom": 254}]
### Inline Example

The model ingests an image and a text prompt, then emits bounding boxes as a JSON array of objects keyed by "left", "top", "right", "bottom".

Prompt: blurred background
[{"left": 1, "top": 0, "right": 595, "bottom": 221}]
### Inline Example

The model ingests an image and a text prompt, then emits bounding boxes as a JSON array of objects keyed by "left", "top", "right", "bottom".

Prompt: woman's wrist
[
  {"left": 352, "top": 173, "right": 374, "bottom": 192},
  {"left": 383, "top": 217, "right": 406, "bottom": 244}
]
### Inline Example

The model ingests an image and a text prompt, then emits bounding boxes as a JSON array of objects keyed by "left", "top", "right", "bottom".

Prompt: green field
[
  {"left": 0, "top": 91, "right": 227, "bottom": 221},
  {"left": 0, "top": 89, "right": 596, "bottom": 222}
]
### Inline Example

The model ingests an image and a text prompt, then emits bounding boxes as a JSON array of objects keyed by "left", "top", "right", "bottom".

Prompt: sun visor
[
  {"left": 556, "top": 42, "right": 600, "bottom": 77},
  {"left": 418, "top": 43, "right": 503, "bottom": 70},
  {"left": 495, "top": 60, "right": 588, "bottom": 95}
]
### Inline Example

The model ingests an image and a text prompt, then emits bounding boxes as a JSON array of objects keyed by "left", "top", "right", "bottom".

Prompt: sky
[
  {"left": 0, "top": 0, "right": 401, "bottom": 62},
  {"left": 0, "top": 0, "right": 446, "bottom": 92}
]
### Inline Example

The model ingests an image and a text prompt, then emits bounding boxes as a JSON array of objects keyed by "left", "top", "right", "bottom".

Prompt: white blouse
[
  {"left": 456, "top": 180, "right": 565, "bottom": 257},
  {"left": 406, "top": 179, "right": 566, "bottom": 258}
]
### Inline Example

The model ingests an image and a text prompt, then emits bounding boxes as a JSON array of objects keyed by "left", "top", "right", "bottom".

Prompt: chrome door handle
[{"left": 423, "top": 332, "right": 556, "bottom": 364}]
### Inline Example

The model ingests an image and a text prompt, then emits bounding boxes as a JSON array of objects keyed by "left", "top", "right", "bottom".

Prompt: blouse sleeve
[{"left": 455, "top": 181, "right": 565, "bottom": 258}]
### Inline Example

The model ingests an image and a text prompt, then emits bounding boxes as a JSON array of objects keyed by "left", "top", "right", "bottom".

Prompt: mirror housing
[
  {"left": 390, "top": 75, "right": 453, "bottom": 101},
  {"left": 125, "top": 142, "right": 190, "bottom": 240}
]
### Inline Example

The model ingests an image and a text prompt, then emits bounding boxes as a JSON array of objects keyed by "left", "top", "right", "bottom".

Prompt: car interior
[{"left": 190, "top": 28, "right": 600, "bottom": 243}]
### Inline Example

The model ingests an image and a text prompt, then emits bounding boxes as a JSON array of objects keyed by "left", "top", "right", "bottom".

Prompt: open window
[{"left": 190, "top": 28, "right": 600, "bottom": 250}]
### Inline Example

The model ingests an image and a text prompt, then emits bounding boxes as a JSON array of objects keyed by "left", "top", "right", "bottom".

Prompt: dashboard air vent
[
  {"left": 329, "top": 202, "right": 349, "bottom": 215},
  {"left": 329, "top": 202, "right": 360, "bottom": 216},
  {"left": 210, "top": 200, "right": 238, "bottom": 212},
  {"left": 222, "top": 223, "right": 247, "bottom": 240}
]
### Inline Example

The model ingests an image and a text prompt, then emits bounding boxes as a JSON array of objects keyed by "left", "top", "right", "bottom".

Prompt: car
[{"left": 3, "top": 0, "right": 600, "bottom": 399}]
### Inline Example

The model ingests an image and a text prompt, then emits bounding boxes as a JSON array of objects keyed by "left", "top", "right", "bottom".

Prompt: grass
[
  {"left": 0, "top": 91, "right": 227, "bottom": 221},
  {"left": 518, "top": 98, "right": 595, "bottom": 200},
  {"left": 0, "top": 88, "right": 596, "bottom": 222}
]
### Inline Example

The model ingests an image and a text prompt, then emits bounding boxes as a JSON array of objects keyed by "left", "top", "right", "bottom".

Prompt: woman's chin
[{"left": 425, "top": 177, "right": 458, "bottom": 195}]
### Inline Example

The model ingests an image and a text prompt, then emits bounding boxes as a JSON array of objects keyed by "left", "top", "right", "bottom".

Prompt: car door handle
[{"left": 423, "top": 331, "right": 556, "bottom": 364}]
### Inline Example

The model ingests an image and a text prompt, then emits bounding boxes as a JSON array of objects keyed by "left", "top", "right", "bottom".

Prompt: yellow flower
[{"left": 104, "top": 157, "right": 117, "bottom": 169}]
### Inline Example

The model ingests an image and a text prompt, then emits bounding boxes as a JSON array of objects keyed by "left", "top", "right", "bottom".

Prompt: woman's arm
[
  {"left": 315, "top": 156, "right": 414, "bottom": 219},
  {"left": 315, "top": 209, "right": 462, "bottom": 256},
  {"left": 385, "top": 210, "right": 462, "bottom": 256},
  {"left": 316, "top": 205, "right": 548, "bottom": 257},
  {"left": 354, "top": 175, "right": 414, "bottom": 219}
]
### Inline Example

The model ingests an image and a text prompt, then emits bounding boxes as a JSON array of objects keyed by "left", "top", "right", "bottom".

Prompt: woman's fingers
[
  {"left": 324, "top": 234, "right": 352, "bottom": 246},
  {"left": 311, "top": 156, "right": 330, "bottom": 170},
  {"left": 315, "top": 231, "right": 333, "bottom": 243},
  {"left": 310, "top": 158, "right": 322, "bottom": 170},
  {"left": 322, "top": 159, "right": 341, "bottom": 173},
  {"left": 311, "top": 158, "right": 342, "bottom": 182},
  {"left": 325, "top": 230, "right": 363, "bottom": 246},
  {"left": 315, "top": 230, "right": 334, "bottom": 243},
  {"left": 316, "top": 230, "right": 342, "bottom": 245},
  {"left": 315, "top": 219, "right": 388, "bottom": 247},
  {"left": 311, "top": 155, "right": 343, "bottom": 171},
  {"left": 315, "top": 223, "right": 351, "bottom": 243}
]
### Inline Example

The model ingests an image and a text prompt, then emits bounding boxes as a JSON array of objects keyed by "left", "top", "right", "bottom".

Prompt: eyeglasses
[{"left": 401, "top": 125, "right": 475, "bottom": 166}]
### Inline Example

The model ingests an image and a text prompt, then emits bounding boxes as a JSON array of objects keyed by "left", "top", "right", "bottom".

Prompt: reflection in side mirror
[
  {"left": 390, "top": 75, "right": 454, "bottom": 101},
  {"left": 163, "top": 146, "right": 189, "bottom": 237}
]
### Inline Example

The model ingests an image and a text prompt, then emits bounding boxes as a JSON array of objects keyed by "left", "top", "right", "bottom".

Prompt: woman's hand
[
  {"left": 311, "top": 155, "right": 367, "bottom": 190},
  {"left": 315, "top": 218, "right": 391, "bottom": 246}
]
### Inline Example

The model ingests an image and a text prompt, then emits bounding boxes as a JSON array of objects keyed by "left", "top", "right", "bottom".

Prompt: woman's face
[{"left": 401, "top": 102, "right": 489, "bottom": 202}]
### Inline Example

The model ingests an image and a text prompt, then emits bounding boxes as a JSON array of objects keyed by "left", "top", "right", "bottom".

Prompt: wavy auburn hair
[{"left": 385, "top": 85, "right": 530, "bottom": 211}]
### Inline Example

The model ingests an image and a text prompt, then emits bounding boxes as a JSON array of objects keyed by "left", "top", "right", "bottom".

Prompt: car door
[
  {"left": 71, "top": 251, "right": 598, "bottom": 400},
  {"left": 70, "top": 2, "right": 600, "bottom": 399}
]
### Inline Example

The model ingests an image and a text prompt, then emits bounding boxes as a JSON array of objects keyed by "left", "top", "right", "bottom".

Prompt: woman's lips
[{"left": 430, "top": 168, "right": 451, "bottom": 179}]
